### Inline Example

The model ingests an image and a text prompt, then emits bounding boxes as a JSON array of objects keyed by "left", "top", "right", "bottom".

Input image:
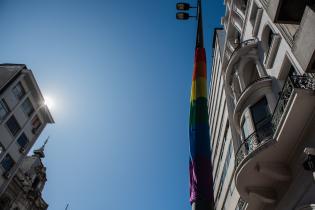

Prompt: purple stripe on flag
[{"left": 189, "top": 156, "right": 214, "bottom": 204}]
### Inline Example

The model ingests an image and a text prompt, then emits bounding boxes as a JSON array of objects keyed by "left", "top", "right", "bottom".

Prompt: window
[
  {"left": 17, "top": 133, "right": 29, "bottom": 148},
  {"left": 221, "top": 143, "right": 232, "bottom": 182},
  {"left": 1, "top": 154, "right": 14, "bottom": 172},
  {"left": 12, "top": 82, "right": 25, "bottom": 100},
  {"left": 250, "top": 97, "right": 273, "bottom": 141},
  {"left": 261, "top": 25, "right": 275, "bottom": 57},
  {"left": 250, "top": 97, "right": 271, "bottom": 129},
  {"left": 21, "top": 98, "right": 34, "bottom": 117},
  {"left": 6, "top": 116, "right": 20, "bottom": 137},
  {"left": 0, "top": 99, "right": 9, "bottom": 121},
  {"left": 32, "top": 115, "right": 42, "bottom": 134},
  {"left": 216, "top": 143, "right": 233, "bottom": 202},
  {"left": 242, "top": 119, "right": 251, "bottom": 139}
]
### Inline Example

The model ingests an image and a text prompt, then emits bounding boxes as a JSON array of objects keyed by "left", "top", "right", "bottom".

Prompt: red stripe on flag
[{"left": 192, "top": 48, "right": 207, "bottom": 80}]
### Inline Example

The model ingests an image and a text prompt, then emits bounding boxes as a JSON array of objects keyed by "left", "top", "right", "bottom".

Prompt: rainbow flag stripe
[{"left": 189, "top": 47, "right": 213, "bottom": 204}]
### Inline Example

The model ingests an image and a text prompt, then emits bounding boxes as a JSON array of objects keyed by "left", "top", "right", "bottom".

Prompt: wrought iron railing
[
  {"left": 235, "top": 116, "right": 273, "bottom": 167},
  {"left": 272, "top": 74, "right": 315, "bottom": 132},
  {"left": 271, "top": 75, "right": 294, "bottom": 131},
  {"left": 228, "top": 39, "right": 258, "bottom": 63},
  {"left": 235, "top": 73, "right": 315, "bottom": 168},
  {"left": 236, "top": 197, "right": 247, "bottom": 210}
]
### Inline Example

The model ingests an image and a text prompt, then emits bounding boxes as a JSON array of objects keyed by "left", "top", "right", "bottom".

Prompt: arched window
[{"left": 261, "top": 25, "right": 274, "bottom": 57}]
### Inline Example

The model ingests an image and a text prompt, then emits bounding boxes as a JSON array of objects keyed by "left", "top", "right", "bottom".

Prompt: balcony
[
  {"left": 225, "top": 39, "right": 258, "bottom": 79},
  {"left": 233, "top": 77, "right": 272, "bottom": 131},
  {"left": 234, "top": 74, "right": 315, "bottom": 208},
  {"left": 293, "top": 6, "right": 315, "bottom": 72},
  {"left": 236, "top": 198, "right": 248, "bottom": 210},
  {"left": 266, "top": 0, "right": 313, "bottom": 24},
  {"left": 235, "top": 117, "right": 273, "bottom": 168}
]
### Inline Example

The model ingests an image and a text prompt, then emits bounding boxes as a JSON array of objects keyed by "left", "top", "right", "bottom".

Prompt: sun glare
[{"left": 44, "top": 95, "right": 55, "bottom": 110}]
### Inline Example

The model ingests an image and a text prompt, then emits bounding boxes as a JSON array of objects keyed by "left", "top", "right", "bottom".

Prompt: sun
[{"left": 44, "top": 95, "right": 55, "bottom": 110}]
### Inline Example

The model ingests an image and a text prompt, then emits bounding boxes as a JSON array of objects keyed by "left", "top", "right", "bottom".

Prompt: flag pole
[
  {"left": 191, "top": 1, "right": 214, "bottom": 210},
  {"left": 176, "top": 1, "right": 214, "bottom": 209},
  {"left": 195, "top": 0, "right": 204, "bottom": 49}
]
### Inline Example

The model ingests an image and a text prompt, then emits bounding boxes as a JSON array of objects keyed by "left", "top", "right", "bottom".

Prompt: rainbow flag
[{"left": 189, "top": 46, "right": 213, "bottom": 205}]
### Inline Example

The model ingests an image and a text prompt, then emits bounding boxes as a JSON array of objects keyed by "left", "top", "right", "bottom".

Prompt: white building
[
  {"left": 0, "top": 64, "right": 53, "bottom": 197},
  {"left": 209, "top": 0, "right": 315, "bottom": 209},
  {"left": 209, "top": 28, "right": 243, "bottom": 210}
]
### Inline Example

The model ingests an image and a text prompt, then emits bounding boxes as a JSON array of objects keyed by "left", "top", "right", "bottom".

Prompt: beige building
[
  {"left": 209, "top": 0, "right": 315, "bottom": 209},
  {"left": 0, "top": 64, "right": 53, "bottom": 205}
]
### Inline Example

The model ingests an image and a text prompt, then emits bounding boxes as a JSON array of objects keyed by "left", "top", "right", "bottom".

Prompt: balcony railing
[
  {"left": 239, "top": 76, "right": 270, "bottom": 98},
  {"left": 236, "top": 197, "right": 247, "bottom": 210},
  {"left": 228, "top": 39, "right": 258, "bottom": 64},
  {"left": 272, "top": 74, "right": 315, "bottom": 131},
  {"left": 235, "top": 117, "right": 273, "bottom": 167},
  {"left": 235, "top": 73, "right": 315, "bottom": 168}
]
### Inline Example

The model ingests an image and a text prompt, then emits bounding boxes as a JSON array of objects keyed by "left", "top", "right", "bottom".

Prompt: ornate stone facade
[{"left": 0, "top": 143, "right": 48, "bottom": 210}]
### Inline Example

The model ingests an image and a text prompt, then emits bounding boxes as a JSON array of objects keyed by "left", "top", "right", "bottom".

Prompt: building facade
[
  {"left": 209, "top": 28, "right": 243, "bottom": 210},
  {"left": 0, "top": 144, "right": 48, "bottom": 210},
  {"left": 209, "top": 0, "right": 315, "bottom": 210},
  {"left": 0, "top": 64, "right": 53, "bottom": 206}
]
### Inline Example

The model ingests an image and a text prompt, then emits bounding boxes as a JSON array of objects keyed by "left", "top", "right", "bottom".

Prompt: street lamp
[
  {"left": 176, "top": 2, "right": 196, "bottom": 10},
  {"left": 176, "top": 12, "right": 190, "bottom": 20},
  {"left": 175, "top": 2, "right": 197, "bottom": 20}
]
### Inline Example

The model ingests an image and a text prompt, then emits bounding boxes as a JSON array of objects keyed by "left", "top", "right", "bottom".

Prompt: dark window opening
[
  {"left": 6, "top": 115, "right": 21, "bottom": 137},
  {"left": 17, "top": 133, "right": 29, "bottom": 148},
  {"left": 1, "top": 154, "right": 14, "bottom": 172}
]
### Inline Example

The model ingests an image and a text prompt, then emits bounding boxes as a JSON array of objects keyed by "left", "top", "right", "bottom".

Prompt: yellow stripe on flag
[{"left": 190, "top": 77, "right": 207, "bottom": 102}]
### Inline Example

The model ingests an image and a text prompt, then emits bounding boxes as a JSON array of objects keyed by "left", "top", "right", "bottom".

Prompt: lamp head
[
  {"left": 176, "top": 12, "right": 190, "bottom": 20},
  {"left": 176, "top": 3, "right": 191, "bottom": 10}
]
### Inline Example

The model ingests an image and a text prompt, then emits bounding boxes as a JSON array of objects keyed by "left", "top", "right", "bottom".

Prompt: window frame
[
  {"left": 12, "top": 82, "right": 25, "bottom": 101},
  {"left": 5, "top": 115, "right": 21, "bottom": 137},
  {"left": 21, "top": 98, "right": 34, "bottom": 117},
  {"left": 16, "top": 133, "right": 29, "bottom": 149},
  {"left": 0, "top": 99, "right": 10, "bottom": 122},
  {"left": 31, "top": 115, "right": 42, "bottom": 134},
  {"left": 1, "top": 154, "right": 14, "bottom": 172}
]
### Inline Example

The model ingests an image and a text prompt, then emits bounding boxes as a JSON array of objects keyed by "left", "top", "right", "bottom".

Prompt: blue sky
[{"left": 0, "top": 0, "right": 224, "bottom": 209}]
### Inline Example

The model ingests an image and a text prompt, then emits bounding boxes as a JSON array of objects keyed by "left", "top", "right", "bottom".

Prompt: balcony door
[{"left": 250, "top": 97, "right": 272, "bottom": 140}]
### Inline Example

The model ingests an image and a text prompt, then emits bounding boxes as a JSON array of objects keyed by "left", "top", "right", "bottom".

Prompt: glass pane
[
  {"left": 6, "top": 116, "right": 21, "bottom": 136},
  {"left": 17, "top": 133, "right": 29, "bottom": 148},
  {"left": 21, "top": 98, "right": 34, "bottom": 117},
  {"left": 242, "top": 119, "right": 251, "bottom": 138},
  {"left": 12, "top": 82, "right": 25, "bottom": 100},
  {"left": 1, "top": 154, "right": 14, "bottom": 171},
  {"left": 250, "top": 97, "right": 270, "bottom": 128}
]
